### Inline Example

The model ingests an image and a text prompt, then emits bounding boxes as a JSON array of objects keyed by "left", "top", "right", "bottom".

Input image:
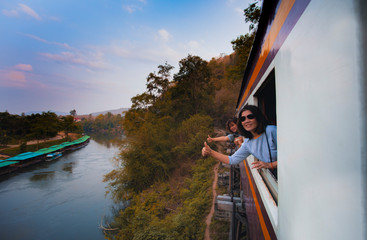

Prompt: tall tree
[
  {"left": 244, "top": 1, "right": 261, "bottom": 32},
  {"left": 171, "top": 55, "right": 214, "bottom": 120},
  {"left": 130, "top": 63, "right": 174, "bottom": 112},
  {"left": 146, "top": 62, "right": 174, "bottom": 99}
]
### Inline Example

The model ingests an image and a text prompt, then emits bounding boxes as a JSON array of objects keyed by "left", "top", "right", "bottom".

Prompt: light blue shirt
[
  {"left": 228, "top": 125, "right": 277, "bottom": 165},
  {"left": 227, "top": 133, "right": 239, "bottom": 142}
]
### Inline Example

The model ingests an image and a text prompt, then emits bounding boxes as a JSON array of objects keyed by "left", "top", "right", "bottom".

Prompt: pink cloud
[
  {"left": 18, "top": 4, "right": 41, "bottom": 21},
  {"left": 24, "top": 34, "right": 71, "bottom": 49},
  {"left": 0, "top": 70, "right": 27, "bottom": 88},
  {"left": 14, "top": 64, "right": 33, "bottom": 71}
]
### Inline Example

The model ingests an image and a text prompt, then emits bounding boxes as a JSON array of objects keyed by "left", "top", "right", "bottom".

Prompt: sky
[{"left": 0, "top": 0, "right": 253, "bottom": 115}]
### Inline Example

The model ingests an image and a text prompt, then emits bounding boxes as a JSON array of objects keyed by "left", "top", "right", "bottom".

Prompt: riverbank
[{"left": 0, "top": 132, "right": 80, "bottom": 159}]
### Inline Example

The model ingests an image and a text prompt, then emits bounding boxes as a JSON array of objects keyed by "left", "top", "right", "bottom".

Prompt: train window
[
  {"left": 255, "top": 69, "right": 276, "bottom": 125},
  {"left": 255, "top": 69, "right": 278, "bottom": 203}
]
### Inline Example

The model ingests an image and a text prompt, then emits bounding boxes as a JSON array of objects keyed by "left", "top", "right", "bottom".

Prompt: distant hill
[
  {"left": 23, "top": 108, "right": 129, "bottom": 117},
  {"left": 85, "top": 108, "right": 129, "bottom": 116}
]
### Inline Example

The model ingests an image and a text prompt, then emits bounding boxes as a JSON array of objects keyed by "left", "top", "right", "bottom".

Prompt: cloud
[
  {"left": 2, "top": 4, "right": 41, "bottom": 20},
  {"left": 18, "top": 4, "right": 41, "bottom": 20},
  {"left": 0, "top": 69, "right": 27, "bottom": 88},
  {"left": 0, "top": 63, "right": 35, "bottom": 87},
  {"left": 2, "top": 9, "right": 19, "bottom": 17},
  {"left": 23, "top": 33, "right": 71, "bottom": 49},
  {"left": 122, "top": 5, "right": 136, "bottom": 13},
  {"left": 39, "top": 51, "right": 108, "bottom": 70},
  {"left": 122, "top": 0, "right": 146, "bottom": 13},
  {"left": 15, "top": 64, "right": 33, "bottom": 71},
  {"left": 157, "top": 29, "right": 172, "bottom": 42}
]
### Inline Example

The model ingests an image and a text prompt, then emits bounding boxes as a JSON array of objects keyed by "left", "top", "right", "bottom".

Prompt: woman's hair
[
  {"left": 226, "top": 117, "right": 238, "bottom": 133},
  {"left": 237, "top": 105, "right": 268, "bottom": 139}
]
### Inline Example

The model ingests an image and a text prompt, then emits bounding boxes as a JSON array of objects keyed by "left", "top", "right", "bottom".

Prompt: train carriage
[{"left": 235, "top": 0, "right": 366, "bottom": 239}]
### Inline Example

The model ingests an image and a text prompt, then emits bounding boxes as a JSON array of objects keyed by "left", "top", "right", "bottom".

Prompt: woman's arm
[
  {"left": 207, "top": 135, "right": 230, "bottom": 143},
  {"left": 202, "top": 142, "right": 230, "bottom": 164}
]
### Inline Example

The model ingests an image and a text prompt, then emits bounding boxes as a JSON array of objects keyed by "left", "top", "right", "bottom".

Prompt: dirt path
[{"left": 205, "top": 162, "right": 220, "bottom": 240}]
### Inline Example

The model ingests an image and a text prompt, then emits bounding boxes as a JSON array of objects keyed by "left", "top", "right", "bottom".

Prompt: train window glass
[{"left": 255, "top": 69, "right": 276, "bottom": 125}]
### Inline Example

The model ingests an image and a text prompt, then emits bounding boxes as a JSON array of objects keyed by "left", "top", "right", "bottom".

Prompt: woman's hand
[
  {"left": 202, "top": 142, "right": 212, "bottom": 157},
  {"left": 207, "top": 135, "right": 214, "bottom": 143},
  {"left": 251, "top": 161, "right": 272, "bottom": 169},
  {"left": 234, "top": 137, "right": 243, "bottom": 147}
]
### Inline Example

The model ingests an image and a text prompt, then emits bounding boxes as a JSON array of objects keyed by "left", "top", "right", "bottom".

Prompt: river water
[{"left": 0, "top": 135, "right": 122, "bottom": 240}]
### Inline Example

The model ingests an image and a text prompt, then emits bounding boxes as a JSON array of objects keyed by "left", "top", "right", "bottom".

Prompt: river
[{"left": 0, "top": 135, "right": 122, "bottom": 240}]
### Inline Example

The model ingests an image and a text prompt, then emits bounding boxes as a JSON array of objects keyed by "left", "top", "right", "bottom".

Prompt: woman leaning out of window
[{"left": 202, "top": 105, "right": 277, "bottom": 171}]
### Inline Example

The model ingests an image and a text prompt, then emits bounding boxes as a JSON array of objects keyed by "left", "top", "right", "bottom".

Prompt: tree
[
  {"left": 61, "top": 115, "right": 77, "bottom": 139},
  {"left": 244, "top": 1, "right": 261, "bottom": 32},
  {"left": 131, "top": 62, "right": 174, "bottom": 111},
  {"left": 171, "top": 55, "right": 214, "bottom": 120},
  {"left": 146, "top": 62, "right": 174, "bottom": 99},
  {"left": 70, "top": 109, "right": 77, "bottom": 117}
]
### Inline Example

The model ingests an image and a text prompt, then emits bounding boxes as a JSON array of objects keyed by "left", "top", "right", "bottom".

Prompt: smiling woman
[{"left": 202, "top": 105, "right": 277, "bottom": 171}]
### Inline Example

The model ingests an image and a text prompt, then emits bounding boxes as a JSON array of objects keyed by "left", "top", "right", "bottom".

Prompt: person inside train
[
  {"left": 206, "top": 117, "right": 243, "bottom": 148},
  {"left": 202, "top": 105, "right": 277, "bottom": 171}
]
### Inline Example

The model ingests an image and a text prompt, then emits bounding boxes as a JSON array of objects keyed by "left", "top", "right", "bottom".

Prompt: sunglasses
[{"left": 240, "top": 114, "right": 255, "bottom": 122}]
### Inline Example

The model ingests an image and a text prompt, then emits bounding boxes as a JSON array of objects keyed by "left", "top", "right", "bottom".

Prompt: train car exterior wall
[{"left": 236, "top": 0, "right": 366, "bottom": 239}]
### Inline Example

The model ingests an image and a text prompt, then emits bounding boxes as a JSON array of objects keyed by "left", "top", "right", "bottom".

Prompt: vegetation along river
[{"left": 0, "top": 134, "right": 122, "bottom": 240}]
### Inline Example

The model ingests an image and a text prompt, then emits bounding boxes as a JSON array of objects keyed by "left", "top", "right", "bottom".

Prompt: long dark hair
[
  {"left": 237, "top": 105, "right": 268, "bottom": 139},
  {"left": 226, "top": 117, "right": 238, "bottom": 133}
]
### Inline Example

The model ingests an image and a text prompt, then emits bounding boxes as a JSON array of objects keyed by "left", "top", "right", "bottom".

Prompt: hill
[{"left": 86, "top": 108, "right": 129, "bottom": 116}]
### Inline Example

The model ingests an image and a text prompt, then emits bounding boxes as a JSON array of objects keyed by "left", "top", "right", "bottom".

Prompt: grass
[{"left": 210, "top": 218, "right": 230, "bottom": 240}]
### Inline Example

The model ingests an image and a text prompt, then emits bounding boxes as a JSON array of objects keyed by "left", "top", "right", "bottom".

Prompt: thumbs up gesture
[
  {"left": 207, "top": 135, "right": 213, "bottom": 143},
  {"left": 202, "top": 142, "right": 212, "bottom": 157}
]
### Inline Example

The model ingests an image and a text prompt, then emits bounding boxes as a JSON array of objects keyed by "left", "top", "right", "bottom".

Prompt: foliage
[
  {"left": 103, "top": 2, "right": 260, "bottom": 238},
  {"left": 170, "top": 55, "right": 214, "bottom": 120},
  {"left": 229, "top": 32, "right": 255, "bottom": 82},
  {"left": 173, "top": 114, "right": 213, "bottom": 160},
  {"left": 0, "top": 111, "right": 83, "bottom": 147},
  {"left": 244, "top": 1, "right": 261, "bottom": 32},
  {"left": 105, "top": 157, "right": 216, "bottom": 240},
  {"left": 61, "top": 115, "right": 82, "bottom": 136},
  {"left": 0, "top": 111, "right": 61, "bottom": 144},
  {"left": 81, "top": 112, "right": 123, "bottom": 134}
]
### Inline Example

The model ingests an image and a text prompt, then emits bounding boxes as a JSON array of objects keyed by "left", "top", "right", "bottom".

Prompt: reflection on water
[
  {"left": 88, "top": 132, "right": 124, "bottom": 148},
  {"left": 0, "top": 134, "right": 122, "bottom": 240},
  {"left": 30, "top": 171, "right": 55, "bottom": 181},
  {"left": 62, "top": 162, "right": 75, "bottom": 173}
]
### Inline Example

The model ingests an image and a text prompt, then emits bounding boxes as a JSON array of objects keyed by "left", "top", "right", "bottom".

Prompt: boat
[
  {"left": 45, "top": 152, "right": 62, "bottom": 161},
  {"left": 0, "top": 135, "right": 90, "bottom": 175}
]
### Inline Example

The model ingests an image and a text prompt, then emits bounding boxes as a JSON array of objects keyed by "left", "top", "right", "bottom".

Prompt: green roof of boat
[
  {"left": 3, "top": 135, "right": 90, "bottom": 162},
  {"left": 0, "top": 160, "right": 19, "bottom": 167}
]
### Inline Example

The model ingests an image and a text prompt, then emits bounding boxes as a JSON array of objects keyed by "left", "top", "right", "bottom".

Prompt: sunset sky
[{"left": 0, "top": 0, "right": 253, "bottom": 115}]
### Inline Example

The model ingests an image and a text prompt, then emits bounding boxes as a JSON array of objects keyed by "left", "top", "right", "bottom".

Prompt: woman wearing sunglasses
[{"left": 202, "top": 105, "right": 277, "bottom": 171}]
